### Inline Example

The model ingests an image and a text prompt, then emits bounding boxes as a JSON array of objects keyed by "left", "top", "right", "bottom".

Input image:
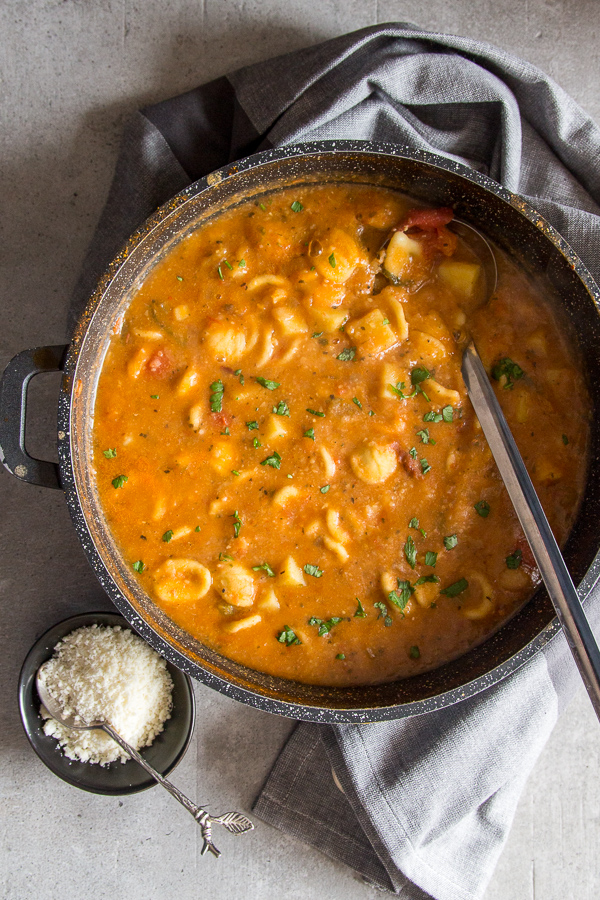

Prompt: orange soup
[{"left": 92, "top": 184, "right": 590, "bottom": 686}]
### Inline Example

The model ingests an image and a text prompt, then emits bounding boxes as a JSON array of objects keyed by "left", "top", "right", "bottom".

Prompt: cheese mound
[{"left": 40, "top": 624, "right": 174, "bottom": 766}]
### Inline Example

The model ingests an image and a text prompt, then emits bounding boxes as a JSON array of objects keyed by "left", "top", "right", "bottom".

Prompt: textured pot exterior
[{"left": 55, "top": 141, "right": 600, "bottom": 723}]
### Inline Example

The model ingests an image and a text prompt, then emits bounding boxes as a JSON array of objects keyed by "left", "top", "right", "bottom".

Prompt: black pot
[{"left": 2, "top": 141, "right": 600, "bottom": 723}]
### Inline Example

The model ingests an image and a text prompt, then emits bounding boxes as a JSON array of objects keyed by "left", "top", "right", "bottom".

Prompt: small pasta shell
[
  {"left": 461, "top": 572, "right": 495, "bottom": 620},
  {"left": 325, "top": 508, "right": 350, "bottom": 544},
  {"left": 319, "top": 446, "right": 336, "bottom": 479},
  {"left": 127, "top": 346, "right": 151, "bottom": 379},
  {"left": 155, "top": 559, "right": 212, "bottom": 603},
  {"left": 255, "top": 328, "right": 275, "bottom": 367},
  {"left": 224, "top": 614, "right": 262, "bottom": 634},
  {"left": 272, "top": 485, "right": 300, "bottom": 506},
  {"left": 323, "top": 535, "right": 349, "bottom": 562}
]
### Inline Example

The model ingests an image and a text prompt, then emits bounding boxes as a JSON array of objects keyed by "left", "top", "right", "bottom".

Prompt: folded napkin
[{"left": 69, "top": 22, "right": 600, "bottom": 900}]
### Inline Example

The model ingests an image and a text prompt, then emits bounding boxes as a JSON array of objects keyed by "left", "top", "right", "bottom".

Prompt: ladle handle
[
  {"left": 101, "top": 722, "right": 221, "bottom": 857},
  {"left": 462, "top": 341, "right": 600, "bottom": 721}
]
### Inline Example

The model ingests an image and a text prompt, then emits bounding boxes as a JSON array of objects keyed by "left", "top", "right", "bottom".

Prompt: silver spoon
[
  {"left": 36, "top": 665, "right": 254, "bottom": 856},
  {"left": 456, "top": 226, "right": 600, "bottom": 720}
]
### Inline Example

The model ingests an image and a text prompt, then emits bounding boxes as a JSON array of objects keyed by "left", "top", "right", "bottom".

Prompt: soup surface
[{"left": 92, "top": 184, "right": 590, "bottom": 686}]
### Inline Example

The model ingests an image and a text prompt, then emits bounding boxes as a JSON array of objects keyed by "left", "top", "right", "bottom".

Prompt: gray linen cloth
[{"left": 69, "top": 23, "right": 600, "bottom": 900}]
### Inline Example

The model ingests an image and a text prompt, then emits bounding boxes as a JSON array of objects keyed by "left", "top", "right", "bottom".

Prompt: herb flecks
[
  {"left": 444, "top": 534, "right": 458, "bottom": 550},
  {"left": 252, "top": 562, "right": 275, "bottom": 577},
  {"left": 132, "top": 560, "right": 145, "bottom": 573},
  {"left": 506, "top": 549, "right": 523, "bottom": 569},
  {"left": 474, "top": 500, "right": 491, "bottom": 518},
  {"left": 210, "top": 379, "right": 224, "bottom": 412},
  {"left": 492, "top": 357, "right": 524, "bottom": 389},
  {"left": 103, "top": 448, "right": 117, "bottom": 459},
  {"left": 112, "top": 474, "right": 128, "bottom": 489},
  {"left": 441, "top": 578, "right": 469, "bottom": 597},
  {"left": 308, "top": 616, "right": 343, "bottom": 636},
  {"left": 162, "top": 530, "right": 173, "bottom": 543},
  {"left": 261, "top": 451, "right": 282, "bottom": 469},
  {"left": 256, "top": 376, "right": 280, "bottom": 391},
  {"left": 272, "top": 400, "right": 291, "bottom": 417},
  {"left": 337, "top": 347, "right": 356, "bottom": 361},
  {"left": 404, "top": 535, "right": 417, "bottom": 569},
  {"left": 290, "top": 200, "right": 303, "bottom": 213},
  {"left": 304, "top": 428, "right": 315, "bottom": 441},
  {"left": 277, "top": 625, "right": 301, "bottom": 646},
  {"left": 389, "top": 580, "right": 414, "bottom": 612},
  {"left": 374, "top": 601, "right": 393, "bottom": 626},
  {"left": 232, "top": 510, "right": 242, "bottom": 538},
  {"left": 304, "top": 563, "right": 324, "bottom": 578},
  {"left": 354, "top": 598, "right": 366, "bottom": 618}
]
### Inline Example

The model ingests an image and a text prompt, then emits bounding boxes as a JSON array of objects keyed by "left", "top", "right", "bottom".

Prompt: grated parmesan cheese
[{"left": 40, "top": 624, "right": 174, "bottom": 766}]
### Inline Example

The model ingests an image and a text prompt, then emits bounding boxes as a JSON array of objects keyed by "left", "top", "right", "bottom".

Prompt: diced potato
[
  {"left": 204, "top": 322, "right": 247, "bottom": 362},
  {"left": 514, "top": 389, "right": 530, "bottom": 423},
  {"left": 410, "top": 330, "right": 448, "bottom": 363},
  {"left": 152, "top": 496, "right": 167, "bottom": 521},
  {"left": 350, "top": 441, "right": 397, "bottom": 484},
  {"left": 133, "top": 329, "right": 164, "bottom": 340},
  {"left": 380, "top": 571, "right": 396, "bottom": 593},
  {"left": 437, "top": 260, "right": 481, "bottom": 301},
  {"left": 272, "top": 306, "right": 308, "bottom": 335},
  {"left": 173, "top": 305, "right": 190, "bottom": 321},
  {"left": 313, "top": 229, "right": 362, "bottom": 284},
  {"left": 264, "top": 414, "right": 289, "bottom": 442},
  {"left": 323, "top": 536, "right": 349, "bottom": 562},
  {"left": 310, "top": 307, "right": 348, "bottom": 333},
  {"left": 213, "top": 562, "right": 256, "bottom": 607},
  {"left": 210, "top": 439, "right": 235, "bottom": 475},
  {"left": 535, "top": 458, "right": 563, "bottom": 483},
  {"left": 380, "top": 362, "right": 409, "bottom": 400},
  {"left": 345, "top": 309, "right": 398, "bottom": 356},
  {"left": 155, "top": 559, "right": 212, "bottom": 603},
  {"left": 177, "top": 367, "right": 199, "bottom": 395},
  {"left": 224, "top": 614, "right": 262, "bottom": 634},
  {"left": 421, "top": 378, "right": 461, "bottom": 405},
  {"left": 544, "top": 368, "right": 573, "bottom": 392},
  {"left": 499, "top": 567, "right": 531, "bottom": 591},
  {"left": 419, "top": 311, "right": 452, "bottom": 341},
  {"left": 258, "top": 586, "right": 280, "bottom": 612},
  {"left": 304, "top": 519, "right": 320, "bottom": 537},
  {"left": 383, "top": 230, "right": 423, "bottom": 283},
  {"left": 188, "top": 403, "right": 203, "bottom": 432},
  {"left": 278, "top": 555, "right": 306, "bottom": 587}
]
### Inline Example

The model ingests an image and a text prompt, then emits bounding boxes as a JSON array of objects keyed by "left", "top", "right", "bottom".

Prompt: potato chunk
[
  {"left": 345, "top": 309, "right": 398, "bottom": 356},
  {"left": 204, "top": 322, "right": 247, "bottom": 362},
  {"left": 437, "top": 260, "right": 481, "bottom": 301},
  {"left": 383, "top": 231, "right": 423, "bottom": 284},
  {"left": 278, "top": 555, "right": 306, "bottom": 586},
  {"left": 350, "top": 441, "right": 397, "bottom": 484},
  {"left": 213, "top": 562, "right": 256, "bottom": 607}
]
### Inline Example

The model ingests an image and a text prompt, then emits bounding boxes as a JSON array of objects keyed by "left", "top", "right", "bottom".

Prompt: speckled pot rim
[{"left": 57, "top": 140, "right": 600, "bottom": 724}]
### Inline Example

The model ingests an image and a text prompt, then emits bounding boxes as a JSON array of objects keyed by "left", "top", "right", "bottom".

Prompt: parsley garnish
[
  {"left": 232, "top": 510, "right": 242, "bottom": 538},
  {"left": 261, "top": 451, "right": 282, "bottom": 469},
  {"left": 382, "top": 318, "right": 390, "bottom": 325},
  {"left": 444, "top": 534, "right": 458, "bottom": 550},
  {"left": 409, "top": 646, "right": 421, "bottom": 659},
  {"left": 306, "top": 408, "right": 325, "bottom": 417},
  {"left": 404, "top": 535, "right": 417, "bottom": 569},
  {"left": 176, "top": 275, "right": 183, "bottom": 281},
  {"left": 492, "top": 357, "right": 524, "bottom": 389},
  {"left": 259, "top": 202, "right": 266, "bottom": 212},
  {"left": 415, "top": 575, "right": 440, "bottom": 585},
  {"left": 420, "top": 458, "right": 431, "bottom": 475},
  {"left": 411, "top": 366, "right": 430, "bottom": 385},
  {"left": 252, "top": 562, "right": 275, "bottom": 577},
  {"left": 409, "top": 516, "right": 427, "bottom": 537},
  {"left": 440, "top": 578, "right": 469, "bottom": 597},
  {"left": 304, "top": 428, "right": 315, "bottom": 440},
  {"left": 312, "top": 332, "right": 324, "bottom": 338},
  {"left": 272, "top": 400, "right": 291, "bottom": 417},
  {"left": 162, "top": 530, "right": 173, "bottom": 543},
  {"left": 329, "top": 252, "right": 336, "bottom": 268},
  {"left": 389, "top": 580, "right": 414, "bottom": 612},
  {"left": 304, "top": 564, "right": 324, "bottom": 578},
  {"left": 320, "top": 485, "right": 330, "bottom": 494},
  {"left": 506, "top": 549, "right": 523, "bottom": 569},
  {"left": 474, "top": 500, "right": 491, "bottom": 518},
  {"left": 352, "top": 397, "right": 362, "bottom": 409},
  {"left": 354, "top": 598, "right": 366, "bottom": 618},
  {"left": 562, "top": 434, "right": 569, "bottom": 446},
  {"left": 389, "top": 381, "right": 407, "bottom": 399},
  {"left": 337, "top": 347, "right": 356, "bottom": 361},
  {"left": 238, "top": 259, "right": 246, "bottom": 268},
  {"left": 336, "top": 653, "right": 346, "bottom": 660},
  {"left": 112, "top": 474, "right": 128, "bottom": 489},
  {"left": 195, "top": 526, "right": 201, "bottom": 532},
  {"left": 223, "top": 259, "right": 233, "bottom": 270},
  {"left": 218, "top": 552, "right": 234, "bottom": 562},
  {"left": 423, "top": 411, "right": 443, "bottom": 423},
  {"left": 442, "top": 405, "right": 454, "bottom": 422},
  {"left": 253, "top": 437, "right": 261, "bottom": 448},
  {"left": 409, "top": 447, "right": 417, "bottom": 459},
  {"left": 374, "top": 601, "right": 393, "bottom": 626},
  {"left": 256, "top": 376, "right": 280, "bottom": 390},
  {"left": 308, "top": 616, "right": 343, "bottom": 636},
  {"left": 416, "top": 428, "right": 435, "bottom": 445},
  {"left": 425, "top": 551, "right": 438, "bottom": 567},
  {"left": 290, "top": 200, "right": 303, "bottom": 212},
  {"left": 150, "top": 394, "right": 159, "bottom": 399},
  {"left": 231, "top": 469, "right": 240, "bottom": 476},
  {"left": 217, "top": 265, "right": 224, "bottom": 280},
  {"left": 234, "top": 368, "right": 245, "bottom": 385},
  {"left": 246, "top": 420, "right": 259, "bottom": 430},
  {"left": 132, "top": 560, "right": 145, "bottom": 573},
  {"left": 103, "top": 448, "right": 117, "bottom": 458},
  {"left": 277, "top": 625, "right": 301, "bottom": 646},
  {"left": 210, "top": 379, "right": 224, "bottom": 412}
]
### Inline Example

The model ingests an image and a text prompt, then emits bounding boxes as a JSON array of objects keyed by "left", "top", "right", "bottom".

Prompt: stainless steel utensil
[
  {"left": 36, "top": 665, "right": 254, "bottom": 856},
  {"left": 459, "top": 230, "right": 600, "bottom": 720}
]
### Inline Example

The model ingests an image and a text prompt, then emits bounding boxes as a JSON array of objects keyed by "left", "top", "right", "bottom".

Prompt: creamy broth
[{"left": 92, "top": 184, "right": 590, "bottom": 686}]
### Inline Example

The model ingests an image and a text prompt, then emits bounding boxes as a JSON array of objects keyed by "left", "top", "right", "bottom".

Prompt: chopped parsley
[
  {"left": 404, "top": 535, "right": 417, "bottom": 569},
  {"left": 246, "top": 420, "right": 259, "bottom": 430},
  {"left": 304, "top": 428, "right": 315, "bottom": 440},
  {"left": 444, "top": 534, "right": 458, "bottom": 550},
  {"left": 474, "top": 500, "right": 491, "bottom": 518},
  {"left": 409, "top": 646, "right": 421, "bottom": 659},
  {"left": 423, "top": 411, "right": 443, "bottom": 423},
  {"left": 562, "top": 434, "right": 569, "bottom": 446},
  {"left": 308, "top": 616, "right": 343, "bottom": 636},
  {"left": 409, "top": 447, "right": 417, "bottom": 459},
  {"left": 162, "top": 530, "right": 173, "bottom": 543},
  {"left": 259, "top": 202, "right": 266, "bottom": 212},
  {"left": 223, "top": 259, "right": 233, "bottom": 270},
  {"left": 440, "top": 578, "right": 469, "bottom": 597},
  {"left": 272, "top": 400, "right": 291, "bottom": 417},
  {"left": 411, "top": 366, "right": 431, "bottom": 385},
  {"left": 382, "top": 318, "right": 390, "bottom": 325},
  {"left": 252, "top": 562, "right": 275, "bottom": 577},
  {"left": 176, "top": 275, "right": 183, "bottom": 281},
  {"left": 304, "top": 563, "right": 324, "bottom": 578},
  {"left": 415, "top": 575, "right": 440, "bottom": 586},
  {"left": 328, "top": 252, "right": 336, "bottom": 268},
  {"left": 210, "top": 379, "right": 224, "bottom": 412},
  {"left": 195, "top": 526, "right": 201, "bottom": 532},
  {"left": 232, "top": 510, "right": 242, "bottom": 538},
  {"left": 132, "top": 560, "right": 145, "bottom": 573},
  {"left": 425, "top": 551, "right": 438, "bottom": 567},
  {"left": 320, "top": 485, "right": 330, "bottom": 494},
  {"left": 337, "top": 347, "right": 356, "bottom": 361},
  {"left": 389, "top": 381, "right": 407, "bottom": 399},
  {"left": 234, "top": 368, "right": 245, "bottom": 385},
  {"left": 238, "top": 259, "right": 246, "bottom": 268},
  {"left": 506, "top": 549, "right": 523, "bottom": 569},
  {"left": 253, "top": 437, "right": 261, "bottom": 448},
  {"left": 416, "top": 428, "right": 435, "bottom": 445},
  {"left": 306, "top": 408, "right": 325, "bottom": 417},
  {"left": 354, "top": 598, "right": 366, "bottom": 618},
  {"left": 312, "top": 332, "right": 323, "bottom": 338},
  {"left": 112, "top": 474, "right": 128, "bottom": 489},
  {"left": 336, "top": 653, "right": 346, "bottom": 660},
  {"left": 492, "top": 357, "right": 524, "bottom": 389},
  {"left": 217, "top": 265, "right": 224, "bottom": 280},
  {"left": 420, "top": 458, "right": 431, "bottom": 475},
  {"left": 277, "top": 625, "right": 301, "bottom": 646},
  {"left": 442, "top": 405, "right": 454, "bottom": 422},
  {"left": 352, "top": 397, "right": 362, "bottom": 409},
  {"left": 290, "top": 200, "right": 303, "bottom": 212},
  {"left": 256, "top": 376, "right": 280, "bottom": 390},
  {"left": 409, "top": 517, "right": 427, "bottom": 538},
  {"left": 374, "top": 601, "right": 393, "bottom": 626},
  {"left": 231, "top": 469, "right": 240, "bottom": 476},
  {"left": 389, "top": 580, "right": 414, "bottom": 612},
  {"left": 219, "top": 552, "right": 234, "bottom": 562},
  {"left": 103, "top": 448, "right": 117, "bottom": 459},
  {"left": 261, "top": 451, "right": 282, "bottom": 469},
  {"left": 150, "top": 394, "right": 159, "bottom": 399}
]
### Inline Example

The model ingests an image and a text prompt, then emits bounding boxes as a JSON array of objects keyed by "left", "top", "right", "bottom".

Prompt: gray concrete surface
[{"left": 1, "top": 2, "right": 599, "bottom": 898}]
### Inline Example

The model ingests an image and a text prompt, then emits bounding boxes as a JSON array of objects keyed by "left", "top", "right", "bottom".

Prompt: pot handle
[{"left": 0, "top": 345, "right": 68, "bottom": 489}]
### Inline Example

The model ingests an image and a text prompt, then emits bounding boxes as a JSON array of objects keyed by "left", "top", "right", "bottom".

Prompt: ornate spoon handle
[{"left": 101, "top": 722, "right": 253, "bottom": 856}]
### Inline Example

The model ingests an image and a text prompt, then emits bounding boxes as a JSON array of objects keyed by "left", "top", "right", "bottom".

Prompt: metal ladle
[
  {"left": 36, "top": 665, "right": 254, "bottom": 856},
  {"left": 451, "top": 221, "right": 600, "bottom": 720}
]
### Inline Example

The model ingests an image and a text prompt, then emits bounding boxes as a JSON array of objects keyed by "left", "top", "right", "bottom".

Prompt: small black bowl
[{"left": 18, "top": 611, "right": 195, "bottom": 795}]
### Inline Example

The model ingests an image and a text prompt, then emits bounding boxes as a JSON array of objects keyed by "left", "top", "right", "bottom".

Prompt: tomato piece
[
  {"left": 402, "top": 207, "right": 454, "bottom": 231},
  {"left": 146, "top": 348, "right": 172, "bottom": 377}
]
